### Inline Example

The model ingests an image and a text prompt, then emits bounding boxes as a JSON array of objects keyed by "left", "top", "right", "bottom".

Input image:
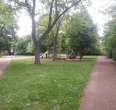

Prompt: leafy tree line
[
  {"left": 16, "top": 10, "right": 100, "bottom": 59},
  {"left": 0, "top": 0, "right": 16, "bottom": 55},
  {"left": 8, "top": 0, "right": 91, "bottom": 64},
  {"left": 66, "top": 11, "right": 99, "bottom": 59},
  {"left": 104, "top": 19, "right": 116, "bottom": 60},
  {"left": 103, "top": 0, "right": 116, "bottom": 60},
  {"left": 0, "top": 0, "right": 100, "bottom": 62},
  {"left": 16, "top": 36, "right": 33, "bottom": 55}
]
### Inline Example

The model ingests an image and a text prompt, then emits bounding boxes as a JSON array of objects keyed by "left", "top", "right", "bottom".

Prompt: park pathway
[
  {"left": 0, "top": 56, "right": 12, "bottom": 77},
  {"left": 0, "top": 56, "right": 34, "bottom": 77},
  {"left": 79, "top": 56, "right": 116, "bottom": 110}
]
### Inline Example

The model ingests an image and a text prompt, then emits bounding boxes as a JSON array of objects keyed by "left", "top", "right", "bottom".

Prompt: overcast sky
[{"left": 17, "top": 0, "right": 113, "bottom": 37}]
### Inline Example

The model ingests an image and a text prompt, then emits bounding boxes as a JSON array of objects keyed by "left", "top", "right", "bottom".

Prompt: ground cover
[{"left": 0, "top": 57, "right": 96, "bottom": 110}]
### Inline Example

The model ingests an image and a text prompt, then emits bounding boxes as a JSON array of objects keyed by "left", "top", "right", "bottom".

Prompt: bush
[
  {"left": 112, "top": 48, "right": 116, "bottom": 60},
  {"left": 106, "top": 48, "right": 112, "bottom": 58},
  {"left": 86, "top": 48, "right": 102, "bottom": 55},
  {"left": 16, "top": 52, "right": 33, "bottom": 56}
]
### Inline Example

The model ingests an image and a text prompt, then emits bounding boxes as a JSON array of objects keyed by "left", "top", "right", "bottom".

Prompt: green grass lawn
[{"left": 0, "top": 57, "right": 96, "bottom": 110}]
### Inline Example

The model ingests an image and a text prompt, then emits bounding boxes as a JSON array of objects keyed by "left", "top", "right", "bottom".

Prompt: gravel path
[{"left": 79, "top": 56, "right": 116, "bottom": 110}]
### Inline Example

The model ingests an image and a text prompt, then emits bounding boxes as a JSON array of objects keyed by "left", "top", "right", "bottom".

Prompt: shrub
[{"left": 112, "top": 48, "right": 116, "bottom": 60}]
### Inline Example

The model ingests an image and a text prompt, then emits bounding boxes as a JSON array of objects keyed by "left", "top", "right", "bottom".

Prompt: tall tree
[
  {"left": 104, "top": 19, "right": 116, "bottom": 60},
  {"left": 103, "top": 0, "right": 116, "bottom": 60},
  {"left": 0, "top": 0, "right": 16, "bottom": 54},
  {"left": 67, "top": 13, "right": 97, "bottom": 60},
  {"left": 37, "top": 15, "right": 62, "bottom": 60}
]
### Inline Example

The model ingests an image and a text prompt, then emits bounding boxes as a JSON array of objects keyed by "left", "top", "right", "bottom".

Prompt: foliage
[
  {"left": 104, "top": 18, "right": 116, "bottom": 60},
  {"left": 0, "top": 57, "right": 96, "bottom": 110},
  {"left": 60, "top": 34, "right": 69, "bottom": 53},
  {"left": 9, "top": 0, "right": 89, "bottom": 64},
  {"left": 103, "top": 0, "right": 116, "bottom": 60},
  {"left": 38, "top": 14, "right": 66, "bottom": 55},
  {"left": 16, "top": 36, "right": 33, "bottom": 55},
  {"left": 37, "top": 15, "right": 54, "bottom": 53},
  {"left": 0, "top": 0, "right": 16, "bottom": 55},
  {"left": 66, "top": 13, "right": 98, "bottom": 59},
  {"left": 112, "top": 48, "right": 116, "bottom": 60},
  {"left": 36, "top": 9, "right": 99, "bottom": 58}
]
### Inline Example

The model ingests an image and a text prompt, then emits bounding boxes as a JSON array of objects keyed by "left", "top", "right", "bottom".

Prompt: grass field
[{"left": 0, "top": 57, "right": 96, "bottom": 110}]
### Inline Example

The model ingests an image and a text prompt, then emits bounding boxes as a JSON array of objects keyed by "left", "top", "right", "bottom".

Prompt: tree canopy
[
  {"left": 104, "top": 0, "right": 116, "bottom": 60},
  {"left": 66, "top": 12, "right": 98, "bottom": 59},
  {"left": 0, "top": 0, "right": 16, "bottom": 54},
  {"left": 8, "top": 0, "right": 90, "bottom": 64}
]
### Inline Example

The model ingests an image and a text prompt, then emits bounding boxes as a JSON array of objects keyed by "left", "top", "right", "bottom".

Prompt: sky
[
  {"left": 17, "top": 12, "right": 32, "bottom": 37},
  {"left": 17, "top": 0, "right": 113, "bottom": 37},
  {"left": 87, "top": 0, "right": 112, "bottom": 36}
]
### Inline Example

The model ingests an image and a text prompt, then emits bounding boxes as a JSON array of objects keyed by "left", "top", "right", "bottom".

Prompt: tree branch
[
  {"left": 47, "top": 0, "right": 54, "bottom": 29},
  {"left": 40, "top": 0, "right": 81, "bottom": 42}
]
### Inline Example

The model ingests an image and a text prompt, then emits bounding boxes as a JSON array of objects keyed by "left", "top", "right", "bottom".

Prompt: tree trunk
[
  {"left": 34, "top": 43, "right": 41, "bottom": 64},
  {"left": 79, "top": 53, "right": 83, "bottom": 61},
  {"left": 53, "top": 34, "right": 57, "bottom": 61},
  {"left": 53, "top": 21, "right": 61, "bottom": 61},
  {"left": 31, "top": 0, "right": 41, "bottom": 64},
  {"left": 32, "top": 24, "right": 41, "bottom": 64}
]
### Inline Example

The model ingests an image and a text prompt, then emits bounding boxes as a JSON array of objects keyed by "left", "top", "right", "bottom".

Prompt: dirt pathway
[
  {"left": 0, "top": 56, "right": 34, "bottom": 77},
  {"left": 0, "top": 56, "right": 12, "bottom": 77},
  {"left": 79, "top": 56, "right": 116, "bottom": 110}
]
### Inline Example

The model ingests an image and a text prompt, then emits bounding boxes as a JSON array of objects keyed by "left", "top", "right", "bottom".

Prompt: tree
[
  {"left": 103, "top": 1, "right": 116, "bottom": 60},
  {"left": 16, "top": 36, "right": 33, "bottom": 55},
  {"left": 37, "top": 14, "right": 62, "bottom": 60},
  {"left": 9, "top": 0, "right": 88, "bottom": 64},
  {"left": 0, "top": 0, "right": 16, "bottom": 55},
  {"left": 104, "top": 18, "right": 116, "bottom": 60},
  {"left": 67, "top": 13, "right": 97, "bottom": 60}
]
